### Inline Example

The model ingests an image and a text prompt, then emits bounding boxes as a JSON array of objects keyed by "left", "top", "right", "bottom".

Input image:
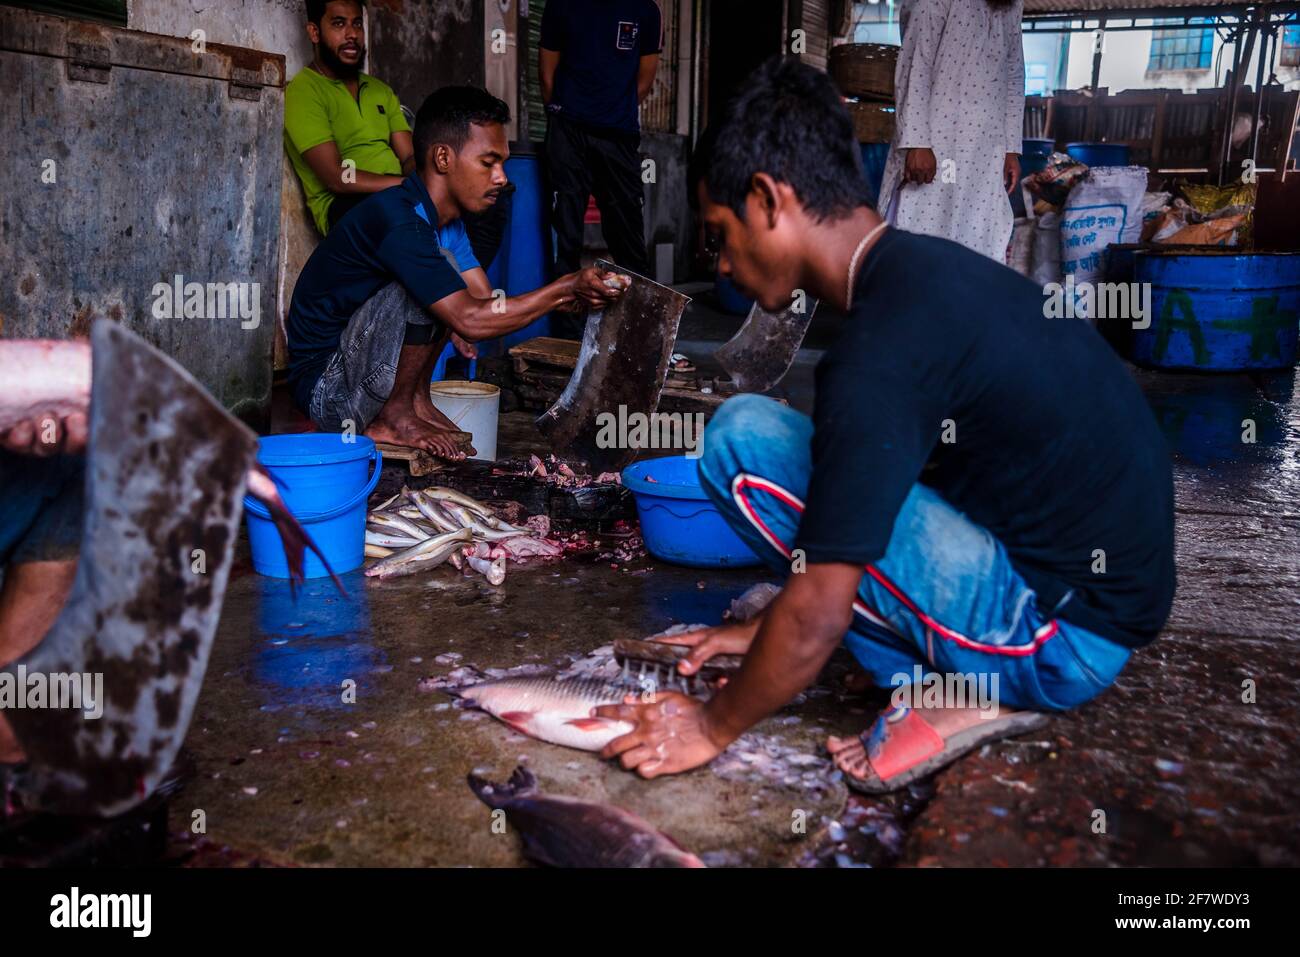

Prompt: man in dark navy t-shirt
[
  {"left": 540, "top": 0, "right": 661, "bottom": 338},
  {"left": 288, "top": 86, "right": 625, "bottom": 459},
  {"left": 594, "top": 59, "right": 1175, "bottom": 794}
]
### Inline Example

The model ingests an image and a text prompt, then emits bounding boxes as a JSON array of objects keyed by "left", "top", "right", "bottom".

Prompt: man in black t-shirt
[
  {"left": 594, "top": 59, "right": 1175, "bottom": 794},
  {"left": 539, "top": 0, "right": 661, "bottom": 338}
]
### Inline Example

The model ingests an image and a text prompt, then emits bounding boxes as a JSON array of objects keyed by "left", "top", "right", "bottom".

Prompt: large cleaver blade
[
  {"left": 714, "top": 299, "right": 818, "bottom": 393},
  {"left": 537, "top": 260, "right": 690, "bottom": 473},
  {"left": 2, "top": 321, "right": 258, "bottom": 817}
]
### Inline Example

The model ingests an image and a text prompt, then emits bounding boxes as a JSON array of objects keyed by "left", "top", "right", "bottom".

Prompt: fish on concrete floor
[
  {"left": 454, "top": 676, "right": 637, "bottom": 751},
  {"left": 467, "top": 766, "right": 704, "bottom": 868}
]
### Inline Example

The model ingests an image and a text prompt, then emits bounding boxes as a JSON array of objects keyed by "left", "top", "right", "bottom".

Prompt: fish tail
[
  {"left": 466, "top": 765, "right": 538, "bottom": 808},
  {"left": 252, "top": 463, "right": 347, "bottom": 598}
]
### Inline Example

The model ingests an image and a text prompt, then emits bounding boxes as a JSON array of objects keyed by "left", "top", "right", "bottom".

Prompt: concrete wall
[
  {"left": 369, "top": 0, "right": 485, "bottom": 110},
  {"left": 129, "top": 0, "right": 320, "bottom": 370},
  {"left": 0, "top": 7, "right": 285, "bottom": 427},
  {"left": 129, "top": 0, "right": 313, "bottom": 74}
]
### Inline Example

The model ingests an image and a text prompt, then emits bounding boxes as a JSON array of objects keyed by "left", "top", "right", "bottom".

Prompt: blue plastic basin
[
  {"left": 1065, "top": 142, "right": 1131, "bottom": 167},
  {"left": 243, "top": 434, "right": 382, "bottom": 579},
  {"left": 622, "top": 456, "right": 760, "bottom": 568}
]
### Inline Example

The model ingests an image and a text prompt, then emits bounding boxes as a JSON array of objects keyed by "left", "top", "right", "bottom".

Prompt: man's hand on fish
[
  {"left": 653, "top": 616, "right": 763, "bottom": 676},
  {"left": 1, "top": 411, "right": 87, "bottom": 457},
  {"left": 602, "top": 565, "right": 862, "bottom": 778},
  {"left": 595, "top": 691, "right": 729, "bottom": 779}
]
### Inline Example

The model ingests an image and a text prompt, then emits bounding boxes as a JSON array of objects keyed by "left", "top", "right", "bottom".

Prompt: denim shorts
[
  {"left": 0, "top": 451, "right": 84, "bottom": 567},
  {"left": 309, "top": 282, "right": 444, "bottom": 433},
  {"left": 697, "top": 394, "right": 1134, "bottom": 713}
]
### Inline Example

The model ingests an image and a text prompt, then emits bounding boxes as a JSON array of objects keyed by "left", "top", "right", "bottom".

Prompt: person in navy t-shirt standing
[{"left": 540, "top": 0, "right": 662, "bottom": 338}]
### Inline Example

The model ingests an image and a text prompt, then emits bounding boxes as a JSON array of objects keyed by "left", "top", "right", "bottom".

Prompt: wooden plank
[
  {"left": 375, "top": 442, "right": 446, "bottom": 477},
  {"left": 508, "top": 336, "right": 581, "bottom": 369}
]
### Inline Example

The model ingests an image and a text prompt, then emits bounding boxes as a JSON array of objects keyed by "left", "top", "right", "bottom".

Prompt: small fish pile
[
  {"left": 364, "top": 486, "right": 564, "bottom": 583},
  {"left": 467, "top": 766, "right": 704, "bottom": 868},
  {"left": 491, "top": 453, "right": 622, "bottom": 488}
]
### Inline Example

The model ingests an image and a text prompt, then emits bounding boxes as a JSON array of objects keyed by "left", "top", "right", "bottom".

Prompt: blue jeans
[
  {"left": 698, "top": 395, "right": 1131, "bottom": 712},
  {"left": 0, "top": 451, "right": 83, "bottom": 567}
]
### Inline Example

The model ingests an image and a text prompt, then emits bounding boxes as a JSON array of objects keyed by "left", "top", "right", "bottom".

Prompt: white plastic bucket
[{"left": 428, "top": 380, "right": 501, "bottom": 461}]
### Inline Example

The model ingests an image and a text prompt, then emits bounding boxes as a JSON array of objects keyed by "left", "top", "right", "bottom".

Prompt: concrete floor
[{"left": 167, "top": 297, "right": 1300, "bottom": 867}]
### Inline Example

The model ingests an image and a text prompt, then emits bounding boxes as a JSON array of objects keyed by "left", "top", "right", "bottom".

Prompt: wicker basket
[
  {"left": 831, "top": 43, "right": 898, "bottom": 102},
  {"left": 847, "top": 100, "right": 896, "bottom": 144}
]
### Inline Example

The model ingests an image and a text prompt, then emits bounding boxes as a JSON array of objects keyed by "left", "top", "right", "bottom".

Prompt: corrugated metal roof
[{"left": 1024, "top": 0, "right": 1296, "bottom": 14}]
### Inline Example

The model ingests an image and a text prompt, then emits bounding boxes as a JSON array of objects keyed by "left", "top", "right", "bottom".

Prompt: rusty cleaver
[
  {"left": 536, "top": 260, "right": 690, "bottom": 473},
  {"left": 714, "top": 298, "right": 818, "bottom": 393}
]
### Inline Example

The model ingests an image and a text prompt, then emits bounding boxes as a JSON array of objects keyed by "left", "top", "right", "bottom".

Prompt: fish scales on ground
[{"left": 467, "top": 766, "right": 704, "bottom": 868}]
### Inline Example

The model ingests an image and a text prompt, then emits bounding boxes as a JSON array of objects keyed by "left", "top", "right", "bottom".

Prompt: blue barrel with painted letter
[
  {"left": 1130, "top": 251, "right": 1300, "bottom": 372},
  {"left": 1065, "top": 142, "right": 1131, "bottom": 168}
]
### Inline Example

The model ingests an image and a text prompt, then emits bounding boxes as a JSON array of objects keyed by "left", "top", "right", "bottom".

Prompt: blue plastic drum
[{"left": 1131, "top": 251, "right": 1300, "bottom": 372}]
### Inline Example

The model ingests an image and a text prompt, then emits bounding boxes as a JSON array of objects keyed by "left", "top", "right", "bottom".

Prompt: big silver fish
[
  {"left": 467, "top": 766, "right": 704, "bottom": 868},
  {"left": 455, "top": 676, "right": 637, "bottom": 751}
]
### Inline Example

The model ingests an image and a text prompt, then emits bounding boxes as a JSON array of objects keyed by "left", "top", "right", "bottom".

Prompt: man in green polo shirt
[{"left": 285, "top": 0, "right": 412, "bottom": 236}]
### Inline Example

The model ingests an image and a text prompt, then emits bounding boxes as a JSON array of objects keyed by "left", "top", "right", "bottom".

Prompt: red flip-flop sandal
[{"left": 839, "top": 704, "right": 1050, "bottom": 795}]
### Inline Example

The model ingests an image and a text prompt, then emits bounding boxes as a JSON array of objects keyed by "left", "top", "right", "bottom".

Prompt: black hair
[
  {"left": 306, "top": 0, "right": 364, "bottom": 25},
  {"left": 689, "top": 56, "right": 873, "bottom": 221},
  {"left": 413, "top": 86, "right": 512, "bottom": 168}
]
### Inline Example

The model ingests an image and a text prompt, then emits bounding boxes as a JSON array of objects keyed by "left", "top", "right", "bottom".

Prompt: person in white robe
[{"left": 876, "top": 0, "right": 1025, "bottom": 262}]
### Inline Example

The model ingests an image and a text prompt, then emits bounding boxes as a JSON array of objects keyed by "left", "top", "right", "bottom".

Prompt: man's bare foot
[
  {"left": 366, "top": 411, "right": 467, "bottom": 462},
  {"left": 412, "top": 386, "right": 448, "bottom": 427},
  {"left": 412, "top": 390, "right": 477, "bottom": 458}
]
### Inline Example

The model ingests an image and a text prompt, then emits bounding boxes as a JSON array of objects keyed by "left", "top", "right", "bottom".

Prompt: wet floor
[{"left": 168, "top": 310, "right": 1300, "bottom": 867}]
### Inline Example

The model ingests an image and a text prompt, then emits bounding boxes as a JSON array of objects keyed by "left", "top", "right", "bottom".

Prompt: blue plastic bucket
[
  {"left": 244, "top": 434, "right": 382, "bottom": 579},
  {"left": 1130, "top": 250, "right": 1300, "bottom": 372},
  {"left": 1065, "top": 142, "right": 1131, "bottom": 168},
  {"left": 622, "top": 456, "right": 760, "bottom": 568},
  {"left": 1021, "top": 138, "right": 1055, "bottom": 177}
]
